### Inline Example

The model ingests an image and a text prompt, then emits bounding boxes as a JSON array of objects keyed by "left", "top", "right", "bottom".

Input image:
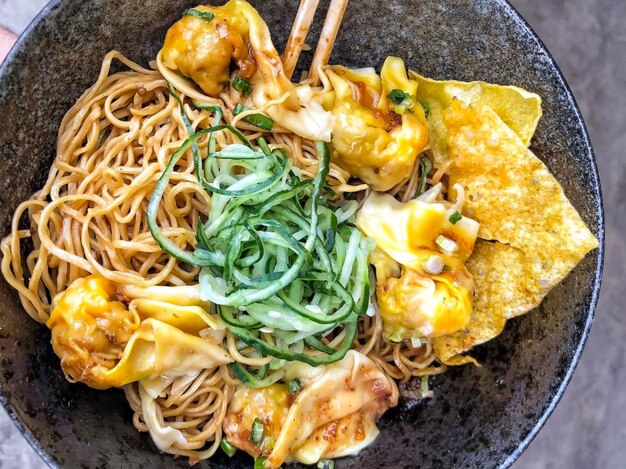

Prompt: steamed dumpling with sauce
[
  {"left": 160, "top": 0, "right": 334, "bottom": 141},
  {"left": 47, "top": 275, "right": 231, "bottom": 389},
  {"left": 223, "top": 350, "right": 398, "bottom": 468},
  {"left": 327, "top": 57, "right": 429, "bottom": 191},
  {"left": 357, "top": 191, "right": 479, "bottom": 340}
]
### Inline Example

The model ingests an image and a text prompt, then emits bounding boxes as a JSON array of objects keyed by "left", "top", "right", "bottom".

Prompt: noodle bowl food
[{"left": 0, "top": 1, "right": 599, "bottom": 467}]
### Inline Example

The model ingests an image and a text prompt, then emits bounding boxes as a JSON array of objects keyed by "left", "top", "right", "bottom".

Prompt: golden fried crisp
[
  {"left": 433, "top": 101, "right": 598, "bottom": 364},
  {"left": 410, "top": 71, "right": 542, "bottom": 164}
]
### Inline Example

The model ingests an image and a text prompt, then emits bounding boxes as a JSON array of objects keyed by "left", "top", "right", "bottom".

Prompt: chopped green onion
[
  {"left": 424, "top": 255, "right": 444, "bottom": 275},
  {"left": 449, "top": 211, "right": 462, "bottom": 225},
  {"left": 435, "top": 235, "right": 459, "bottom": 254},
  {"left": 287, "top": 378, "right": 303, "bottom": 394},
  {"left": 422, "top": 101, "right": 431, "bottom": 117},
  {"left": 242, "top": 113, "right": 274, "bottom": 131},
  {"left": 251, "top": 417, "right": 264, "bottom": 445},
  {"left": 261, "top": 435, "right": 275, "bottom": 451},
  {"left": 420, "top": 376, "right": 430, "bottom": 398},
  {"left": 415, "top": 155, "right": 433, "bottom": 197},
  {"left": 387, "top": 89, "right": 411, "bottom": 105},
  {"left": 410, "top": 337, "right": 423, "bottom": 348},
  {"left": 317, "top": 460, "right": 335, "bottom": 469},
  {"left": 232, "top": 103, "right": 274, "bottom": 130},
  {"left": 183, "top": 8, "right": 215, "bottom": 21},
  {"left": 254, "top": 456, "right": 268, "bottom": 469},
  {"left": 220, "top": 439, "right": 237, "bottom": 457},
  {"left": 387, "top": 89, "right": 413, "bottom": 114},
  {"left": 232, "top": 76, "right": 253, "bottom": 97}
]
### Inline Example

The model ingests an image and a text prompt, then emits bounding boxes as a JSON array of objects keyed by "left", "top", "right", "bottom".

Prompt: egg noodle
[
  {"left": 0, "top": 50, "right": 444, "bottom": 461},
  {"left": 4, "top": 0, "right": 597, "bottom": 465}
]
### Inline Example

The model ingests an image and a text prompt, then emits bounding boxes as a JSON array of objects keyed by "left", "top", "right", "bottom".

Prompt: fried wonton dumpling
[
  {"left": 409, "top": 71, "right": 542, "bottom": 164},
  {"left": 432, "top": 101, "right": 599, "bottom": 364}
]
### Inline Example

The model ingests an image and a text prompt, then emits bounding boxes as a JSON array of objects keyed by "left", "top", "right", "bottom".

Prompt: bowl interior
[{"left": 0, "top": 0, "right": 603, "bottom": 468}]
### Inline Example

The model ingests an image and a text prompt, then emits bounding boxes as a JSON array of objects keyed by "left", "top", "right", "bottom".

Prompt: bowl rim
[{"left": 0, "top": 0, "right": 606, "bottom": 468}]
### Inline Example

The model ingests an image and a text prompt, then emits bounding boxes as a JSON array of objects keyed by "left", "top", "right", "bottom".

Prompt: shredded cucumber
[{"left": 148, "top": 85, "right": 373, "bottom": 382}]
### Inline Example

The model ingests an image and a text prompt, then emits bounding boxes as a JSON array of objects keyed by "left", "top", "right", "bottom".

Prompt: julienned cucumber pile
[{"left": 147, "top": 86, "right": 372, "bottom": 385}]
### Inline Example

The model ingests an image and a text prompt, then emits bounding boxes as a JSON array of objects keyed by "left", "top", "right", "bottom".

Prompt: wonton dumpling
[
  {"left": 47, "top": 275, "right": 231, "bottom": 389},
  {"left": 161, "top": 0, "right": 334, "bottom": 141},
  {"left": 161, "top": 3, "right": 252, "bottom": 96},
  {"left": 356, "top": 192, "right": 478, "bottom": 339},
  {"left": 224, "top": 351, "right": 397, "bottom": 468},
  {"left": 328, "top": 57, "right": 429, "bottom": 191},
  {"left": 269, "top": 350, "right": 397, "bottom": 467}
]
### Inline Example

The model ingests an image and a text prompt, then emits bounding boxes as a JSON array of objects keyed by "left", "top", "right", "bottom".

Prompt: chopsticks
[
  {"left": 282, "top": 0, "right": 350, "bottom": 85},
  {"left": 308, "top": 0, "right": 350, "bottom": 85},
  {"left": 282, "top": 0, "right": 321, "bottom": 79}
]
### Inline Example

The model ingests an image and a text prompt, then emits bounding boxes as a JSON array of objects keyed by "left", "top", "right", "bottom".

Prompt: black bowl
[{"left": 0, "top": 0, "right": 604, "bottom": 468}]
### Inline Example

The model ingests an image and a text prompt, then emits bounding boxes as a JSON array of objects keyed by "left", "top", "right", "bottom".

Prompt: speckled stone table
[{"left": 0, "top": 0, "right": 622, "bottom": 468}]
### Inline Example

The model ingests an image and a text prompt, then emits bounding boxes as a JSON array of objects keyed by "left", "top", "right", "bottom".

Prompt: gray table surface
[{"left": 0, "top": 0, "right": 623, "bottom": 468}]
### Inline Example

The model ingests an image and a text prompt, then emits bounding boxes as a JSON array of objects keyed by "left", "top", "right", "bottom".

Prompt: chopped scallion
[
  {"left": 232, "top": 103, "right": 274, "bottom": 130},
  {"left": 435, "top": 235, "right": 459, "bottom": 253},
  {"left": 410, "top": 337, "right": 423, "bottom": 348},
  {"left": 287, "top": 378, "right": 303, "bottom": 394},
  {"left": 243, "top": 113, "right": 274, "bottom": 131},
  {"left": 420, "top": 375, "right": 430, "bottom": 397},
  {"left": 449, "top": 211, "right": 462, "bottom": 225},
  {"left": 415, "top": 155, "right": 433, "bottom": 197},
  {"left": 387, "top": 89, "right": 413, "bottom": 114},
  {"left": 220, "top": 439, "right": 237, "bottom": 457},
  {"left": 317, "top": 460, "right": 335, "bottom": 469},
  {"left": 422, "top": 101, "right": 430, "bottom": 117},
  {"left": 254, "top": 456, "right": 268, "bottom": 469},
  {"left": 251, "top": 417, "right": 264, "bottom": 445},
  {"left": 387, "top": 89, "right": 411, "bottom": 105},
  {"left": 183, "top": 8, "right": 215, "bottom": 21},
  {"left": 232, "top": 76, "right": 253, "bottom": 97}
]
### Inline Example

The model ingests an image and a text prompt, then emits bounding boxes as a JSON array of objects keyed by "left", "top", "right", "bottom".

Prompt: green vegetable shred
[
  {"left": 149, "top": 84, "right": 372, "bottom": 385},
  {"left": 415, "top": 155, "right": 433, "bottom": 197},
  {"left": 232, "top": 76, "right": 254, "bottom": 97},
  {"left": 220, "top": 439, "right": 237, "bottom": 457},
  {"left": 183, "top": 8, "right": 215, "bottom": 21},
  {"left": 449, "top": 211, "right": 462, "bottom": 225},
  {"left": 233, "top": 103, "right": 274, "bottom": 130}
]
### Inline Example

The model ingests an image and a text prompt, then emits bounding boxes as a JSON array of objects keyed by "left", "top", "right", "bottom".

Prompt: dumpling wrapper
[
  {"left": 266, "top": 350, "right": 398, "bottom": 468},
  {"left": 409, "top": 71, "right": 542, "bottom": 164},
  {"left": 432, "top": 101, "right": 599, "bottom": 364},
  {"left": 94, "top": 318, "right": 231, "bottom": 387}
]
